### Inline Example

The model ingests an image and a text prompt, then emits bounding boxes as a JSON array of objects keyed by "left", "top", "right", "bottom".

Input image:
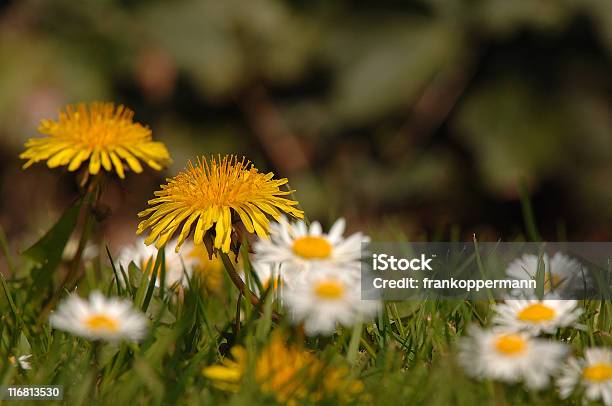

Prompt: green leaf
[
  {"left": 0, "top": 225, "right": 15, "bottom": 275},
  {"left": 132, "top": 262, "right": 148, "bottom": 306},
  {"left": 0, "top": 271, "right": 20, "bottom": 326},
  {"left": 23, "top": 198, "right": 82, "bottom": 276},
  {"left": 535, "top": 251, "right": 546, "bottom": 300},
  {"left": 347, "top": 322, "right": 363, "bottom": 365},
  {"left": 142, "top": 248, "right": 164, "bottom": 312},
  {"left": 106, "top": 246, "right": 123, "bottom": 296},
  {"left": 255, "top": 292, "right": 274, "bottom": 342}
]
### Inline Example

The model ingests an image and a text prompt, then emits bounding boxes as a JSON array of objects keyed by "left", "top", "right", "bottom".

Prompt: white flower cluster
[
  {"left": 252, "top": 216, "right": 380, "bottom": 336},
  {"left": 47, "top": 217, "right": 380, "bottom": 344},
  {"left": 459, "top": 254, "right": 611, "bottom": 405}
]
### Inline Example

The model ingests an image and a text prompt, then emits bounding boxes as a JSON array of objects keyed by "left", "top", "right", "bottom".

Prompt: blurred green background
[{"left": 2, "top": 0, "right": 612, "bottom": 255}]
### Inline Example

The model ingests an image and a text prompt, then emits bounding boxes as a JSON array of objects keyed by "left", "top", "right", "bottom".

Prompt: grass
[{"left": 0, "top": 194, "right": 611, "bottom": 405}]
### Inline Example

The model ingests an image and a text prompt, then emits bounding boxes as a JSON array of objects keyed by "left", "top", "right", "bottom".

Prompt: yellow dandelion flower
[
  {"left": 203, "top": 332, "right": 365, "bottom": 404},
  {"left": 20, "top": 102, "right": 171, "bottom": 179},
  {"left": 202, "top": 346, "right": 247, "bottom": 392},
  {"left": 255, "top": 333, "right": 316, "bottom": 403},
  {"left": 137, "top": 155, "right": 304, "bottom": 253},
  {"left": 320, "top": 365, "right": 367, "bottom": 403}
]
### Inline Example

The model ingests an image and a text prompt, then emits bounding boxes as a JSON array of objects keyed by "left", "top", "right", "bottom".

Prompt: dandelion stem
[
  {"left": 235, "top": 293, "right": 242, "bottom": 334},
  {"left": 218, "top": 251, "right": 281, "bottom": 322},
  {"left": 219, "top": 251, "right": 258, "bottom": 305}
]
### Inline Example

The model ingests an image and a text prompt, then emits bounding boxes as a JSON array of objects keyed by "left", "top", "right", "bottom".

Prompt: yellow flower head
[
  {"left": 254, "top": 332, "right": 317, "bottom": 403},
  {"left": 137, "top": 155, "right": 304, "bottom": 253},
  {"left": 202, "top": 346, "right": 247, "bottom": 392},
  {"left": 203, "top": 332, "right": 365, "bottom": 404},
  {"left": 20, "top": 102, "right": 171, "bottom": 179}
]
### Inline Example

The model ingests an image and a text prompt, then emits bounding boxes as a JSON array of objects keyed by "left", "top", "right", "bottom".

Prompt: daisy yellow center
[
  {"left": 314, "top": 280, "right": 345, "bottom": 299},
  {"left": 517, "top": 303, "right": 556, "bottom": 323},
  {"left": 84, "top": 314, "right": 119, "bottom": 332},
  {"left": 292, "top": 236, "right": 332, "bottom": 259},
  {"left": 494, "top": 334, "right": 527, "bottom": 356},
  {"left": 583, "top": 363, "right": 612, "bottom": 382}
]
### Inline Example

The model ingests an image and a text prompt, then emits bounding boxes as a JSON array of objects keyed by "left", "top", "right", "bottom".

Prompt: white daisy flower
[
  {"left": 492, "top": 300, "right": 583, "bottom": 335},
  {"left": 253, "top": 217, "right": 368, "bottom": 282},
  {"left": 458, "top": 327, "right": 567, "bottom": 390},
  {"left": 116, "top": 237, "right": 199, "bottom": 288},
  {"left": 49, "top": 291, "right": 147, "bottom": 342},
  {"left": 282, "top": 268, "right": 379, "bottom": 336},
  {"left": 9, "top": 354, "right": 32, "bottom": 370},
  {"left": 506, "top": 252, "right": 588, "bottom": 297},
  {"left": 558, "top": 347, "right": 612, "bottom": 406}
]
